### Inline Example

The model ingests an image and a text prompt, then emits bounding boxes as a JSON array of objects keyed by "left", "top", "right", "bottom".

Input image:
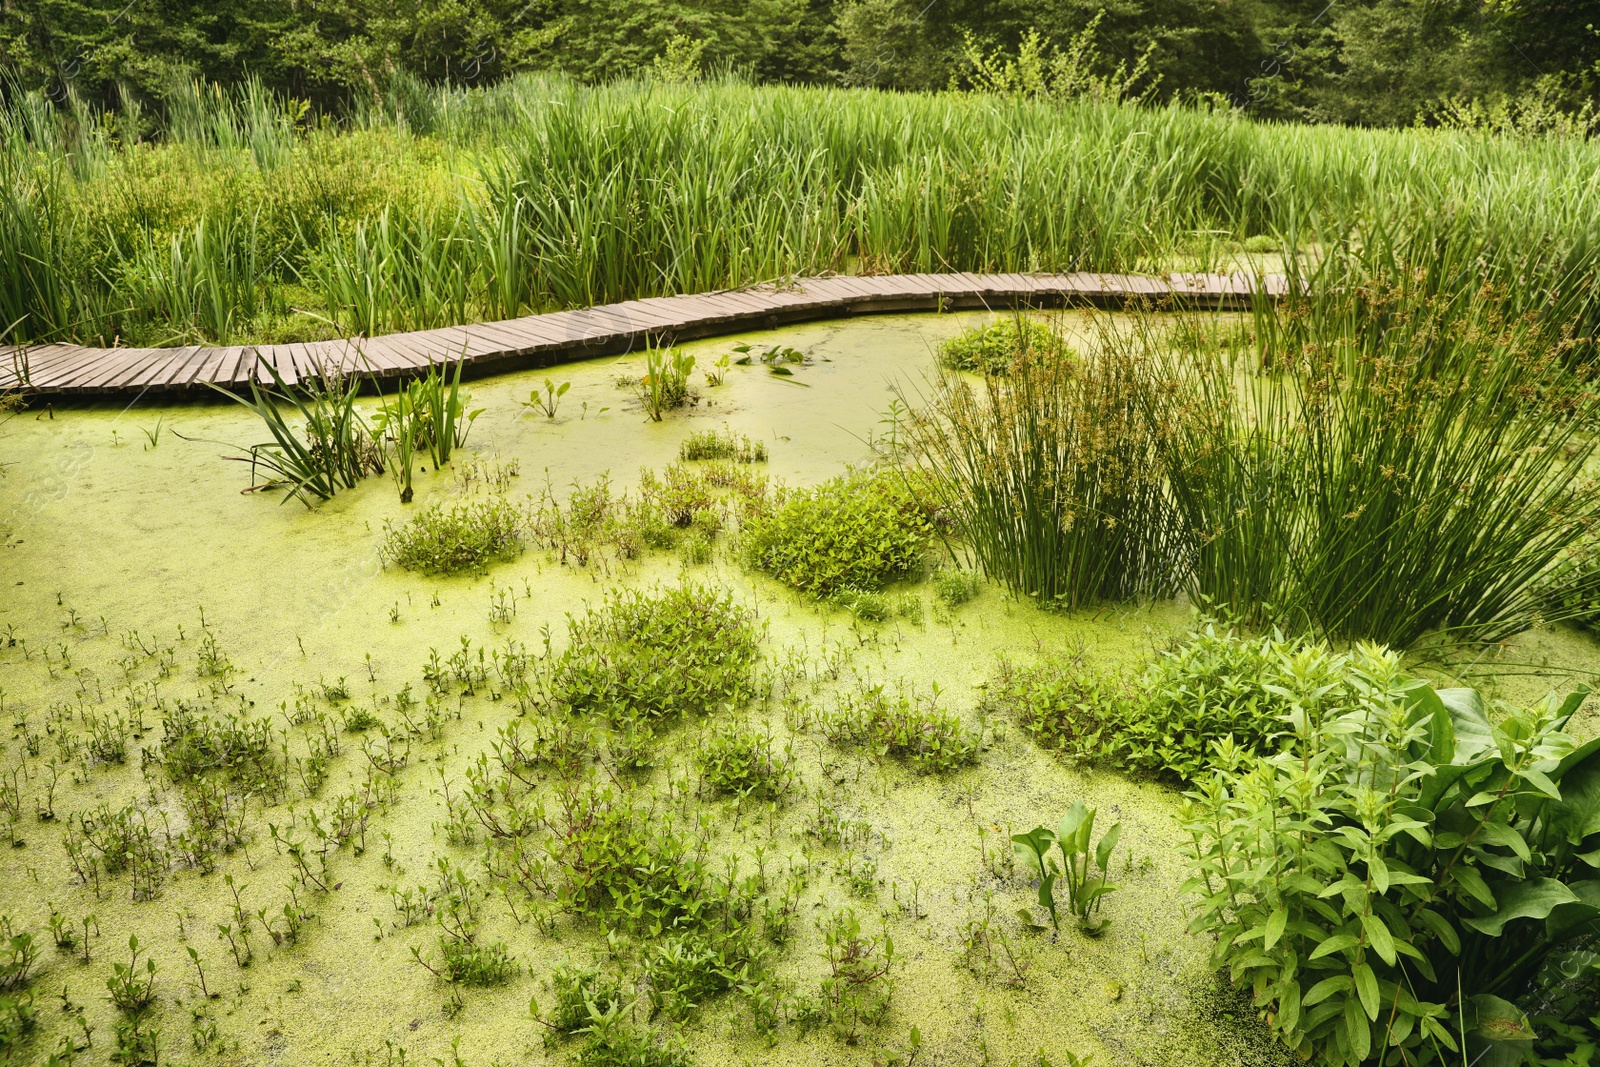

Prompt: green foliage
[
  {"left": 741, "top": 468, "right": 935, "bottom": 598},
  {"left": 910, "top": 344, "right": 1185, "bottom": 609},
  {"left": 1149, "top": 265, "right": 1600, "bottom": 647},
  {"left": 632, "top": 346, "right": 695, "bottom": 421},
  {"left": 107, "top": 935, "right": 157, "bottom": 1015},
  {"left": 932, "top": 568, "right": 980, "bottom": 608},
  {"left": 1184, "top": 654, "right": 1600, "bottom": 1067},
  {"left": 1545, "top": 539, "right": 1600, "bottom": 633},
  {"left": 0, "top": 991, "right": 35, "bottom": 1057},
  {"left": 696, "top": 722, "right": 795, "bottom": 800},
  {"left": 381, "top": 497, "right": 525, "bottom": 575},
  {"left": 1012, "top": 801, "right": 1122, "bottom": 934},
  {"left": 796, "top": 908, "right": 896, "bottom": 1044},
  {"left": 437, "top": 935, "right": 517, "bottom": 986},
  {"left": 159, "top": 703, "right": 282, "bottom": 789},
  {"left": 990, "top": 622, "right": 1356, "bottom": 783},
  {"left": 938, "top": 317, "right": 1069, "bottom": 375},
  {"left": 551, "top": 584, "right": 761, "bottom": 724},
  {"left": 213, "top": 361, "right": 383, "bottom": 507},
  {"left": 820, "top": 683, "right": 980, "bottom": 773},
  {"left": 0, "top": 918, "right": 37, "bottom": 993},
  {"left": 679, "top": 428, "right": 767, "bottom": 464}
]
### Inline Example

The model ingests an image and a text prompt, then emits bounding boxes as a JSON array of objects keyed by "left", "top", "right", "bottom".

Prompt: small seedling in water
[
  {"left": 521, "top": 379, "right": 570, "bottom": 419},
  {"left": 141, "top": 417, "right": 164, "bottom": 450}
]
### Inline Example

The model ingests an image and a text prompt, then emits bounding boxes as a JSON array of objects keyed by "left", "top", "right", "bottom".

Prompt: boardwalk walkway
[{"left": 0, "top": 271, "right": 1283, "bottom": 398}]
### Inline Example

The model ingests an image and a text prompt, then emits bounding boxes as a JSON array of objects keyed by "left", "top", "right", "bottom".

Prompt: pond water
[{"left": 0, "top": 311, "right": 1593, "bottom": 1067}]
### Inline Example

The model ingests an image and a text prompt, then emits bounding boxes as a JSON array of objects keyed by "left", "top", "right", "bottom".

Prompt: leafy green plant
[
  {"left": 381, "top": 497, "right": 525, "bottom": 574},
  {"left": 820, "top": 683, "right": 980, "bottom": 773},
  {"left": 798, "top": 908, "right": 896, "bottom": 1044},
  {"left": 0, "top": 919, "right": 36, "bottom": 993},
  {"left": 909, "top": 344, "right": 1185, "bottom": 609},
  {"left": 990, "top": 621, "right": 1353, "bottom": 783},
  {"left": 209, "top": 359, "right": 383, "bottom": 506},
  {"left": 1184, "top": 648, "right": 1600, "bottom": 1067},
  {"left": 932, "top": 568, "right": 980, "bottom": 608},
  {"left": 696, "top": 721, "right": 795, "bottom": 800},
  {"left": 633, "top": 345, "right": 695, "bottom": 421},
  {"left": 679, "top": 428, "right": 766, "bottom": 464},
  {"left": 522, "top": 378, "right": 570, "bottom": 419},
  {"left": 552, "top": 584, "right": 761, "bottom": 724},
  {"left": 937, "top": 316, "right": 1067, "bottom": 375},
  {"left": 1012, "top": 801, "right": 1121, "bottom": 935},
  {"left": 107, "top": 935, "right": 157, "bottom": 1015},
  {"left": 742, "top": 468, "right": 935, "bottom": 598}
]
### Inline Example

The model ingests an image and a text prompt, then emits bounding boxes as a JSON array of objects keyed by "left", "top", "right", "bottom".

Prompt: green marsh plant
[
  {"left": 1012, "top": 801, "right": 1121, "bottom": 935},
  {"left": 633, "top": 345, "right": 695, "bottom": 421},
  {"left": 209, "top": 359, "right": 382, "bottom": 506},
  {"left": 909, "top": 345, "right": 1184, "bottom": 609},
  {"left": 1184, "top": 653, "right": 1600, "bottom": 1067}
]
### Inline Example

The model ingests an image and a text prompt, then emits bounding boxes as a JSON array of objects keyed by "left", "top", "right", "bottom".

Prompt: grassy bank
[{"left": 4, "top": 75, "right": 1600, "bottom": 349}]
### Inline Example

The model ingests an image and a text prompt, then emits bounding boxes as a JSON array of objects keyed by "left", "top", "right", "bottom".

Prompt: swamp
[{"left": 2, "top": 42, "right": 1600, "bottom": 1067}]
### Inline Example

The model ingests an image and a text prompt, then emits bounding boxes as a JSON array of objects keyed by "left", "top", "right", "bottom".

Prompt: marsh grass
[
  {"left": 380, "top": 497, "right": 525, "bottom": 575},
  {"left": 9, "top": 75, "right": 1600, "bottom": 356},
  {"left": 1146, "top": 264, "right": 1600, "bottom": 647},
  {"left": 909, "top": 344, "right": 1184, "bottom": 609},
  {"left": 209, "top": 359, "right": 383, "bottom": 506},
  {"left": 937, "top": 316, "right": 1069, "bottom": 375}
]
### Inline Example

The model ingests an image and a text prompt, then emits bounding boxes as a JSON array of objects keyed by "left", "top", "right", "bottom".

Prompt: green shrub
[
  {"left": 741, "top": 468, "right": 936, "bottom": 598},
  {"left": 991, "top": 622, "right": 1352, "bottom": 783},
  {"left": 382, "top": 497, "right": 524, "bottom": 574},
  {"left": 834, "top": 589, "right": 890, "bottom": 623},
  {"left": 679, "top": 428, "right": 767, "bottom": 464},
  {"left": 538, "top": 965, "right": 628, "bottom": 1036},
  {"left": 0, "top": 992, "right": 34, "bottom": 1058},
  {"left": 552, "top": 584, "right": 762, "bottom": 724},
  {"left": 821, "top": 684, "right": 980, "bottom": 773},
  {"left": 937, "top": 318, "right": 1067, "bottom": 375},
  {"left": 1184, "top": 653, "right": 1600, "bottom": 1067},
  {"left": 933, "top": 568, "right": 980, "bottom": 608},
  {"left": 696, "top": 722, "right": 795, "bottom": 800},
  {"left": 438, "top": 935, "right": 518, "bottom": 986}
]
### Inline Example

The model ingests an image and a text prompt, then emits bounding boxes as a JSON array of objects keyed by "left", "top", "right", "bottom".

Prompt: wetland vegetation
[{"left": 2, "top": 55, "right": 1600, "bottom": 1067}]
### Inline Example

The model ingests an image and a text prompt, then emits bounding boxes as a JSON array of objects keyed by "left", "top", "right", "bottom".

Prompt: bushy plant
[
  {"left": 937, "top": 317, "right": 1068, "bottom": 375},
  {"left": 437, "top": 935, "right": 517, "bottom": 986},
  {"left": 552, "top": 584, "right": 761, "bottom": 724},
  {"left": 821, "top": 684, "right": 980, "bottom": 773},
  {"left": 1545, "top": 538, "right": 1600, "bottom": 632},
  {"left": 990, "top": 621, "right": 1353, "bottom": 783},
  {"left": 381, "top": 496, "right": 524, "bottom": 574},
  {"left": 1150, "top": 267, "right": 1600, "bottom": 647},
  {"left": 679, "top": 428, "right": 767, "bottom": 464},
  {"left": 1183, "top": 651, "right": 1600, "bottom": 1067},
  {"left": 696, "top": 722, "right": 795, "bottom": 800},
  {"left": 933, "top": 568, "right": 980, "bottom": 608},
  {"left": 909, "top": 345, "right": 1185, "bottom": 609},
  {"left": 741, "top": 468, "right": 936, "bottom": 598}
]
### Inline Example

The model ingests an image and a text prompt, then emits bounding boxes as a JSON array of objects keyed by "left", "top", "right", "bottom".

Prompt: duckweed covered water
[{"left": 0, "top": 312, "right": 1594, "bottom": 1067}]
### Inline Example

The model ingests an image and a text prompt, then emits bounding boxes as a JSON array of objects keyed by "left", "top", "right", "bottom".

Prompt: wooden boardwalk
[{"left": 0, "top": 271, "right": 1283, "bottom": 398}]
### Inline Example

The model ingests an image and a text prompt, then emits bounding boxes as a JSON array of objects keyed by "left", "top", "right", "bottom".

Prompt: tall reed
[
  {"left": 907, "top": 330, "right": 1186, "bottom": 608},
  {"left": 1146, "top": 268, "right": 1600, "bottom": 647}
]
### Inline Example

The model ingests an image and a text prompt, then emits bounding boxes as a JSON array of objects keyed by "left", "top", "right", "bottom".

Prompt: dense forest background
[{"left": 1, "top": 0, "right": 1598, "bottom": 128}]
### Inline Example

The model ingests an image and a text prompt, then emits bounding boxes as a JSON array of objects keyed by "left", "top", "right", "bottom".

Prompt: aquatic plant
[
  {"left": 1150, "top": 265, "right": 1600, "bottom": 647},
  {"left": 797, "top": 908, "right": 896, "bottom": 1044},
  {"left": 632, "top": 345, "right": 696, "bottom": 421},
  {"left": 908, "top": 344, "right": 1184, "bottom": 609},
  {"left": 1012, "top": 802, "right": 1121, "bottom": 936},
  {"left": 990, "top": 622, "right": 1354, "bottom": 783},
  {"left": 381, "top": 497, "right": 525, "bottom": 575},
  {"left": 820, "top": 684, "right": 980, "bottom": 773},
  {"left": 932, "top": 568, "right": 980, "bottom": 608},
  {"left": 678, "top": 427, "right": 767, "bottom": 464},
  {"left": 1184, "top": 660, "right": 1600, "bottom": 1067},
  {"left": 741, "top": 468, "right": 936, "bottom": 598},
  {"left": 521, "top": 378, "right": 569, "bottom": 419},
  {"left": 937, "top": 317, "right": 1068, "bottom": 375},
  {"left": 211, "top": 359, "right": 383, "bottom": 506},
  {"left": 551, "top": 584, "right": 761, "bottom": 724},
  {"left": 696, "top": 721, "right": 795, "bottom": 800}
]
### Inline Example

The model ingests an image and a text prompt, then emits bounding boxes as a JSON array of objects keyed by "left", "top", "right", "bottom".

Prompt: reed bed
[{"left": 4, "top": 75, "right": 1600, "bottom": 349}]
